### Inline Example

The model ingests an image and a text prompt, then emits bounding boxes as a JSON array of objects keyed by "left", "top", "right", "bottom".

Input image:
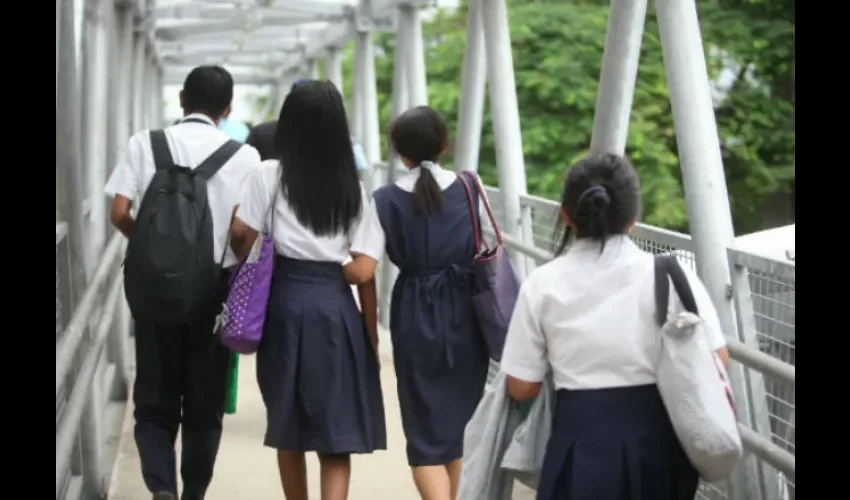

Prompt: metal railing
[
  {"left": 371, "top": 163, "right": 796, "bottom": 500},
  {"left": 56, "top": 229, "right": 130, "bottom": 500}
]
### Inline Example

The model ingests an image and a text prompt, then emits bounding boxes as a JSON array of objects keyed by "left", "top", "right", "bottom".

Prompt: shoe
[{"left": 153, "top": 493, "right": 176, "bottom": 500}]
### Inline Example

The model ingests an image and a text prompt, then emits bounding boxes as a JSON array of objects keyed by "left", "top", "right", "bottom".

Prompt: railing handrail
[
  {"left": 728, "top": 246, "right": 796, "bottom": 282},
  {"left": 55, "top": 273, "right": 124, "bottom": 498},
  {"left": 55, "top": 232, "right": 125, "bottom": 398}
]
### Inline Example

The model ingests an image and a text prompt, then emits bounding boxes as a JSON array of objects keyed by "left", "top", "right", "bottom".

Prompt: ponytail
[
  {"left": 555, "top": 184, "right": 612, "bottom": 255},
  {"left": 412, "top": 161, "right": 444, "bottom": 216}
]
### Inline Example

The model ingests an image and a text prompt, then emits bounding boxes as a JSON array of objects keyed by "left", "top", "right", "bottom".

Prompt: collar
[
  {"left": 566, "top": 234, "right": 637, "bottom": 264},
  {"left": 181, "top": 113, "right": 216, "bottom": 126},
  {"left": 406, "top": 162, "right": 445, "bottom": 178}
]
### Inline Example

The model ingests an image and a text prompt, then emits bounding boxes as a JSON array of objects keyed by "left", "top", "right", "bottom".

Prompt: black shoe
[{"left": 153, "top": 493, "right": 176, "bottom": 500}]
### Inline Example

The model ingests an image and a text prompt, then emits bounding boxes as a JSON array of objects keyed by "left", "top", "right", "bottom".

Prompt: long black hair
[
  {"left": 389, "top": 106, "right": 449, "bottom": 216},
  {"left": 275, "top": 80, "right": 362, "bottom": 236},
  {"left": 554, "top": 152, "right": 641, "bottom": 254}
]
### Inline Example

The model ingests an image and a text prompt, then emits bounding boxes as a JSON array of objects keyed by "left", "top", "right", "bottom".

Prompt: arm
[
  {"left": 110, "top": 195, "right": 135, "bottom": 238},
  {"left": 104, "top": 136, "right": 141, "bottom": 238},
  {"left": 500, "top": 283, "right": 548, "bottom": 402},
  {"left": 230, "top": 163, "right": 270, "bottom": 261},
  {"left": 357, "top": 278, "right": 380, "bottom": 355},
  {"left": 344, "top": 254, "right": 379, "bottom": 285},
  {"left": 346, "top": 195, "right": 386, "bottom": 284},
  {"left": 230, "top": 205, "right": 258, "bottom": 261}
]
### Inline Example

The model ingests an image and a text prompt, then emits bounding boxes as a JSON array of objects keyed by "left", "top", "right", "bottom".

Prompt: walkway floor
[{"left": 107, "top": 331, "right": 535, "bottom": 499}]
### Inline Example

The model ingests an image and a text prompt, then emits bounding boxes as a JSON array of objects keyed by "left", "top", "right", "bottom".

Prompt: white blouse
[
  {"left": 499, "top": 235, "right": 727, "bottom": 391},
  {"left": 236, "top": 159, "right": 367, "bottom": 263}
]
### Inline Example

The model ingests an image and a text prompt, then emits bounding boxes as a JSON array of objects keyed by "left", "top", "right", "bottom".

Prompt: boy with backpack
[{"left": 105, "top": 65, "right": 261, "bottom": 500}]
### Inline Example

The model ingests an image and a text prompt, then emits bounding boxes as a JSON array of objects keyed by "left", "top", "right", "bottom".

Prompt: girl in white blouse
[
  {"left": 230, "top": 80, "right": 386, "bottom": 500},
  {"left": 500, "top": 153, "right": 729, "bottom": 500}
]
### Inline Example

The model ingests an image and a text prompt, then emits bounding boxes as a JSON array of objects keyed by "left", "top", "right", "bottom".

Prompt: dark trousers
[{"left": 133, "top": 301, "right": 231, "bottom": 500}]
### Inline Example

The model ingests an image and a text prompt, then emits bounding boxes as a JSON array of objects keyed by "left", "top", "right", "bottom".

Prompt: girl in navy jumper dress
[
  {"left": 344, "top": 106, "right": 489, "bottom": 500},
  {"left": 500, "top": 153, "right": 731, "bottom": 500},
  {"left": 230, "top": 80, "right": 386, "bottom": 500}
]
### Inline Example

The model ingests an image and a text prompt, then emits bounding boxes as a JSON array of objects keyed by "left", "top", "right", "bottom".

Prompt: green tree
[{"left": 340, "top": 0, "right": 795, "bottom": 233}]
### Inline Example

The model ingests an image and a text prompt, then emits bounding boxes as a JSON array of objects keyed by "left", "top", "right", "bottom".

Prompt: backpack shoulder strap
[
  {"left": 194, "top": 139, "right": 243, "bottom": 181},
  {"left": 149, "top": 130, "right": 174, "bottom": 171},
  {"left": 654, "top": 254, "right": 699, "bottom": 327}
]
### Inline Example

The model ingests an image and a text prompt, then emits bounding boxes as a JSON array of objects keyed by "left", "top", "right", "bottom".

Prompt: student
[
  {"left": 218, "top": 107, "right": 250, "bottom": 142},
  {"left": 343, "top": 106, "right": 490, "bottom": 500},
  {"left": 245, "top": 120, "right": 277, "bottom": 161},
  {"left": 105, "top": 66, "right": 261, "bottom": 500},
  {"left": 499, "top": 153, "right": 731, "bottom": 500},
  {"left": 229, "top": 80, "right": 386, "bottom": 500}
]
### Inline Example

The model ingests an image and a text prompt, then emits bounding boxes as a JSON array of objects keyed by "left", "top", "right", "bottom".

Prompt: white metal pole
[
  {"left": 378, "top": 23, "right": 411, "bottom": 328},
  {"left": 131, "top": 32, "right": 146, "bottom": 131},
  {"left": 655, "top": 0, "right": 768, "bottom": 498},
  {"left": 355, "top": 30, "right": 381, "bottom": 195},
  {"left": 305, "top": 58, "right": 319, "bottom": 80},
  {"left": 454, "top": 0, "right": 487, "bottom": 173},
  {"left": 326, "top": 46, "right": 344, "bottom": 92},
  {"left": 113, "top": 5, "right": 134, "bottom": 146},
  {"left": 589, "top": 0, "right": 647, "bottom": 155},
  {"left": 351, "top": 38, "right": 367, "bottom": 142},
  {"left": 480, "top": 0, "right": 528, "bottom": 276},
  {"left": 399, "top": 4, "right": 428, "bottom": 107},
  {"left": 81, "top": 0, "right": 111, "bottom": 279}
]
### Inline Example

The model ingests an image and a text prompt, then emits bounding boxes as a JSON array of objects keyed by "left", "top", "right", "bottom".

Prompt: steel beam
[
  {"left": 155, "top": 1, "right": 351, "bottom": 19},
  {"left": 164, "top": 52, "right": 296, "bottom": 67},
  {"left": 157, "top": 15, "right": 332, "bottom": 41},
  {"left": 164, "top": 66, "right": 278, "bottom": 85}
]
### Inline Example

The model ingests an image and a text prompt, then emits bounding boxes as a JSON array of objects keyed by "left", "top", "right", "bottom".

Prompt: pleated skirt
[
  {"left": 537, "top": 384, "right": 698, "bottom": 500},
  {"left": 256, "top": 257, "right": 387, "bottom": 454}
]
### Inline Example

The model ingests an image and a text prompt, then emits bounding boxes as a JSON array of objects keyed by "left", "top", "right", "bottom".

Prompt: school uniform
[
  {"left": 236, "top": 159, "right": 386, "bottom": 454},
  {"left": 351, "top": 163, "right": 490, "bottom": 466},
  {"left": 104, "top": 114, "right": 261, "bottom": 499},
  {"left": 500, "top": 236, "right": 728, "bottom": 500}
]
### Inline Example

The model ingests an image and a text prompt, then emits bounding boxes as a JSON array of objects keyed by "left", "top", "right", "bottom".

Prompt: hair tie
[
  {"left": 577, "top": 185, "right": 607, "bottom": 205},
  {"left": 419, "top": 161, "right": 436, "bottom": 171}
]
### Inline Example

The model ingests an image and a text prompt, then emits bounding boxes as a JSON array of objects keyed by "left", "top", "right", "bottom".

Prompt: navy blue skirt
[
  {"left": 537, "top": 384, "right": 698, "bottom": 500},
  {"left": 256, "top": 257, "right": 387, "bottom": 454}
]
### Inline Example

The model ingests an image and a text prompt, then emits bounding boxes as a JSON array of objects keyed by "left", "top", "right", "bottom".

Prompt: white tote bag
[{"left": 654, "top": 256, "right": 743, "bottom": 482}]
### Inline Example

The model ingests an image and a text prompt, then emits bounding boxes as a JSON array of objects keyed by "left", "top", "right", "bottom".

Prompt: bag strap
[
  {"left": 460, "top": 171, "right": 504, "bottom": 246},
  {"left": 654, "top": 254, "right": 699, "bottom": 327},
  {"left": 194, "top": 140, "right": 242, "bottom": 181},
  {"left": 149, "top": 130, "right": 174, "bottom": 171},
  {"left": 456, "top": 172, "right": 487, "bottom": 253}
]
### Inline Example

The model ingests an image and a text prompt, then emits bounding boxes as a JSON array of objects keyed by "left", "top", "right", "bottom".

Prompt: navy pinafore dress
[
  {"left": 256, "top": 257, "right": 387, "bottom": 454},
  {"left": 373, "top": 179, "right": 490, "bottom": 467}
]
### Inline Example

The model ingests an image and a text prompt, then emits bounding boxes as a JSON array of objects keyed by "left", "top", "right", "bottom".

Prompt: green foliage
[{"left": 333, "top": 0, "right": 795, "bottom": 233}]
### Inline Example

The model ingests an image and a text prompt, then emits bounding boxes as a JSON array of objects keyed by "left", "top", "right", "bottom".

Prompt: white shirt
[
  {"left": 351, "top": 163, "right": 492, "bottom": 260},
  {"left": 499, "top": 235, "right": 727, "bottom": 391},
  {"left": 236, "top": 159, "right": 368, "bottom": 263},
  {"left": 104, "top": 113, "right": 261, "bottom": 268}
]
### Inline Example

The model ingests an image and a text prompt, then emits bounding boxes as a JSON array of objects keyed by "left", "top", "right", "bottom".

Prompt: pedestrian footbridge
[{"left": 56, "top": 1, "right": 795, "bottom": 499}]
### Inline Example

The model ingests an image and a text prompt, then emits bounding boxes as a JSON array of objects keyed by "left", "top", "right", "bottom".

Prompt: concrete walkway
[{"left": 108, "top": 337, "right": 535, "bottom": 499}]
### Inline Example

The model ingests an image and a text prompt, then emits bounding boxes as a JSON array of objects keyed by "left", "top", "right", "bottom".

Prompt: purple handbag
[
  {"left": 214, "top": 207, "right": 276, "bottom": 354},
  {"left": 457, "top": 171, "right": 522, "bottom": 362}
]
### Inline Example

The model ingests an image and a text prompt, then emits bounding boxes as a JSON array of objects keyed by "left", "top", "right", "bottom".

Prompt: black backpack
[{"left": 124, "top": 129, "right": 242, "bottom": 323}]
